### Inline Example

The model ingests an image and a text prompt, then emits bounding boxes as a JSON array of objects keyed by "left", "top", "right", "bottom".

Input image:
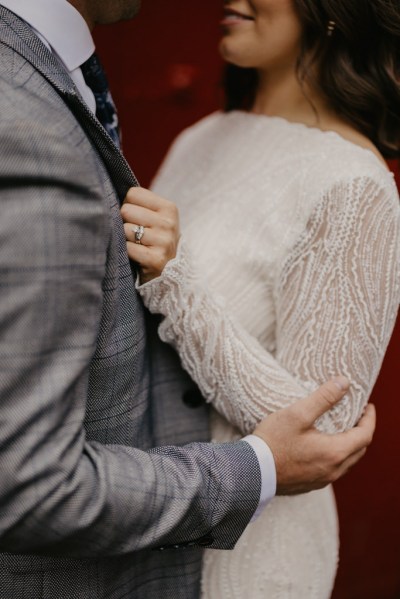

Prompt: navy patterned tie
[{"left": 80, "top": 53, "right": 121, "bottom": 148}]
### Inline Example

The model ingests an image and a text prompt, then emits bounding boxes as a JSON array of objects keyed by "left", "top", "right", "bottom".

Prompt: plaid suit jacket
[{"left": 0, "top": 6, "right": 261, "bottom": 598}]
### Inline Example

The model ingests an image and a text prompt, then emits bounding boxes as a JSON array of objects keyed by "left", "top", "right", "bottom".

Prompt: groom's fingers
[
  {"left": 291, "top": 377, "right": 350, "bottom": 428},
  {"left": 335, "top": 403, "right": 376, "bottom": 456},
  {"left": 254, "top": 384, "right": 375, "bottom": 495},
  {"left": 320, "top": 404, "right": 375, "bottom": 483}
]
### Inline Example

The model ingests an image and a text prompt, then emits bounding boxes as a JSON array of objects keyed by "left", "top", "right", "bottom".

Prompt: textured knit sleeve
[{"left": 138, "top": 176, "right": 400, "bottom": 434}]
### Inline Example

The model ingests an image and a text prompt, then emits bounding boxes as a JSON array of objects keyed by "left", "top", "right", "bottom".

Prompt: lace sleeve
[{"left": 138, "top": 176, "right": 400, "bottom": 434}]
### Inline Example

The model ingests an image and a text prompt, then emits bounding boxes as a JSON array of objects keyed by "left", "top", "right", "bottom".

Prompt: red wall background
[{"left": 95, "top": 3, "right": 400, "bottom": 597}]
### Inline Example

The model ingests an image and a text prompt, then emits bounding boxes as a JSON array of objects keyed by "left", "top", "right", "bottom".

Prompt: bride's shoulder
[
  {"left": 154, "top": 111, "right": 227, "bottom": 173},
  {"left": 169, "top": 111, "right": 225, "bottom": 149},
  {"left": 305, "top": 125, "right": 396, "bottom": 195}
]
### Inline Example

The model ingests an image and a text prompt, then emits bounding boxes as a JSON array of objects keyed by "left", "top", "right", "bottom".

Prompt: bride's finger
[
  {"left": 126, "top": 240, "right": 152, "bottom": 263},
  {"left": 124, "top": 223, "right": 168, "bottom": 248},
  {"left": 121, "top": 202, "right": 160, "bottom": 229},
  {"left": 125, "top": 223, "right": 148, "bottom": 246},
  {"left": 126, "top": 241, "right": 168, "bottom": 275},
  {"left": 121, "top": 202, "right": 179, "bottom": 236},
  {"left": 125, "top": 186, "right": 176, "bottom": 213}
]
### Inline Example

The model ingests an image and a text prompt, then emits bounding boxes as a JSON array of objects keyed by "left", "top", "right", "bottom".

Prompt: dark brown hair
[{"left": 223, "top": 0, "right": 400, "bottom": 158}]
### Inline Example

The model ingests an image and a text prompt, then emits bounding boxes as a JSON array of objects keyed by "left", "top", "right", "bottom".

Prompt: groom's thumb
[{"left": 294, "top": 377, "right": 350, "bottom": 427}]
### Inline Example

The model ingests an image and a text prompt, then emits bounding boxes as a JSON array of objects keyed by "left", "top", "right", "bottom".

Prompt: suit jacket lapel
[{"left": 0, "top": 5, "right": 138, "bottom": 202}]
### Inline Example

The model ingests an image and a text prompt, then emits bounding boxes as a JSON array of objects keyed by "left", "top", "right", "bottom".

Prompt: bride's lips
[{"left": 221, "top": 7, "right": 255, "bottom": 27}]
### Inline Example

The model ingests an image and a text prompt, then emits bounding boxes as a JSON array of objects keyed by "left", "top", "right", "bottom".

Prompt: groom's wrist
[{"left": 242, "top": 435, "right": 277, "bottom": 521}]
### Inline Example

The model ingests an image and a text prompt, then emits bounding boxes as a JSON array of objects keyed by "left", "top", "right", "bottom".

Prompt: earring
[{"left": 327, "top": 20, "right": 336, "bottom": 36}]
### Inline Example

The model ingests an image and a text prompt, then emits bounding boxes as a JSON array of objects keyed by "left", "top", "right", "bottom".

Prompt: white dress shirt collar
[
  {"left": 0, "top": 0, "right": 97, "bottom": 113},
  {"left": 0, "top": 0, "right": 95, "bottom": 69}
]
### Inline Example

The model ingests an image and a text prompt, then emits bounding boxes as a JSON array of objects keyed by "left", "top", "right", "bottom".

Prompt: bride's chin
[{"left": 219, "top": 40, "right": 252, "bottom": 69}]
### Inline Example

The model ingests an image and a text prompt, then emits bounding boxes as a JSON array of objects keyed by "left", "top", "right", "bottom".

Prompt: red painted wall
[
  {"left": 95, "top": 0, "right": 223, "bottom": 187},
  {"left": 95, "top": 3, "right": 400, "bottom": 597}
]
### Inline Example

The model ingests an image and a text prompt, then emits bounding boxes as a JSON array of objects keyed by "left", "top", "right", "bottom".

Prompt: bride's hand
[{"left": 121, "top": 187, "right": 180, "bottom": 284}]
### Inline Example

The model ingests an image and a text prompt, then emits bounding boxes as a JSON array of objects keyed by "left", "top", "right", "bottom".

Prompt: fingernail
[{"left": 333, "top": 376, "right": 350, "bottom": 391}]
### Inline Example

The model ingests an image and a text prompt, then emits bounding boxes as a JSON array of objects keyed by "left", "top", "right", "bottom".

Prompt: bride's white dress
[{"left": 139, "top": 111, "right": 400, "bottom": 598}]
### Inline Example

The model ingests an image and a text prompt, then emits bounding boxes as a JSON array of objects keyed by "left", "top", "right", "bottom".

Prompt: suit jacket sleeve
[{"left": 0, "top": 109, "right": 261, "bottom": 558}]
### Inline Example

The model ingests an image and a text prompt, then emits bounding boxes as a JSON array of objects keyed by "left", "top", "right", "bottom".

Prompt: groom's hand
[{"left": 253, "top": 377, "right": 375, "bottom": 495}]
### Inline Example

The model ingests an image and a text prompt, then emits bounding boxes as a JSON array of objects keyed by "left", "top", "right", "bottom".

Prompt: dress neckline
[{"left": 229, "top": 110, "right": 393, "bottom": 177}]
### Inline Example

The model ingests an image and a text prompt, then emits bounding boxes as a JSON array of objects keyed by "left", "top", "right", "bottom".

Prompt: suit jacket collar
[
  {"left": 0, "top": 0, "right": 95, "bottom": 72},
  {"left": 0, "top": 4, "right": 139, "bottom": 201}
]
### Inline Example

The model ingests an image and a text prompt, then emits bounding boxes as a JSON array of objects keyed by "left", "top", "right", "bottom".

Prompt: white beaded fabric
[{"left": 139, "top": 111, "right": 400, "bottom": 598}]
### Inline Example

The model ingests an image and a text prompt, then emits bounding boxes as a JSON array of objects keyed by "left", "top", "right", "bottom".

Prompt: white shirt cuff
[{"left": 242, "top": 434, "right": 276, "bottom": 521}]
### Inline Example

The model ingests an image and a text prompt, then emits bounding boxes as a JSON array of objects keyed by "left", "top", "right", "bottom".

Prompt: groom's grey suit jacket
[{"left": 0, "top": 6, "right": 261, "bottom": 599}]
